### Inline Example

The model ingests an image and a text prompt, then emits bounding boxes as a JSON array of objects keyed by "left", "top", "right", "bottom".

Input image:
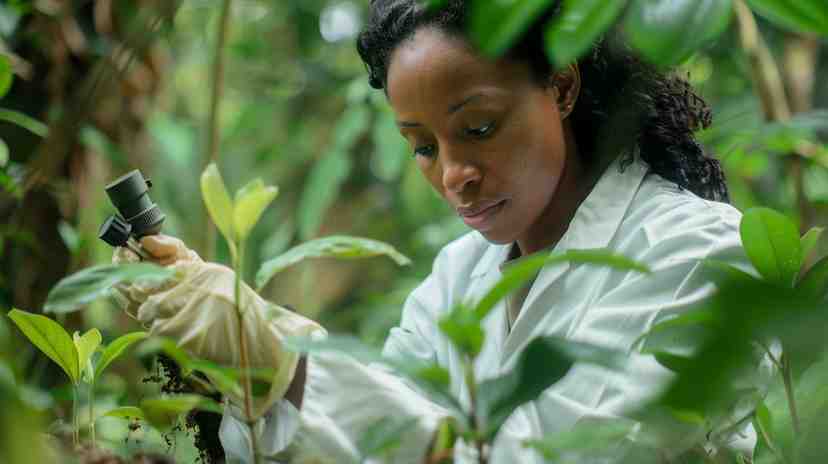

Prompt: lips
[{"left": 457, "top": 199, "right": 507, "bottom": 230}]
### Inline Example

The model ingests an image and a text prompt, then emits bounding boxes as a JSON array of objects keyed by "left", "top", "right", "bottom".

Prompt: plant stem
[
  {"left": 89, "top": 381, "right": 96, "bottom": 447},
  {"left": 462, "top": 358, "right": 486, "bottom": 464},
  {"left": 234, "top": 240, "right": 261, "bottom": 464},
  {"left": 781, "top": 354, "right": 801, "bottom": 437},
  {"left": 72, "top": 385, "right": 79, "bottom": 447}
]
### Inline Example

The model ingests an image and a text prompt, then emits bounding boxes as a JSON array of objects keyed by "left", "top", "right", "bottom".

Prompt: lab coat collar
[{"left": 470, "top": 152, "right": 650, "bottom": 279}]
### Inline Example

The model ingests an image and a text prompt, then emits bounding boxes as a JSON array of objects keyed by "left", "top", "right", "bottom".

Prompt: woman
[{"left": 114, "top": 1, "right": 755, "bottom": 462}]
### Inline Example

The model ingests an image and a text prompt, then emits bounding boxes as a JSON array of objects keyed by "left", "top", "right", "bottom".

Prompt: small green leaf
[
  {"left": 624, "top": 0, "right": 733, "bottom": 66},
  {"left": 468, "top": 0, "right": 555, "bottom": 57},
  {"left": 256, "top": 235, "right": 411, "bottom": 290},
  {"left": 188, "top": 359, "right": 244, "bottom": 398},
  {"left": 0, "top": 109, "right": 48, "bottom": 137},
  {"left": 201, "top": 163, "right": 237, "bottom": 246},
  {"left": 0, "top": 138, "right": 8, "bottom": 167},
  {"left": 438, "top": 305, "right": 485, "bottom": 357},
  {"left": 233, "top": 178, "right": 279, "bottom": 241},
  {"left": 478, "top": 336, "right": 619, "bottom": 439},
  {"left": 474, "top": 249, "right": 649, "bottom": 320},
  {"left": 740, "top": 208, "right": 803, "bottom": 288},
  {"left": 0, "top": 54, "right": 12, "bottom": 99},
  {"left": 8, "top": 309, "right": 79, "bottom": 383},
  {"left": 653, "top": 351, "right": 694, "bottom": 373},
  {"left": 545, "top": 0, "right": 625, "bottom": 67},
  {"left": 94, "top": 332, "right": 149, "bottom": 382},
  {"left": 73, "top": 328, "right": 102, "bottom": 382},
  {"left": 801, "top": 227, "right": 824, "bottom": 264},
  {"left": 746, "top": 0, "right": 828, "bottom": 36},
  {"left": 754, "top": 401, "right": 774, "bottom": 449},
  {"left": 102, "top": 406, "right": 145, "bottom": 420},
  {"left": 44, "top": 263, "right": 174, "bottom": 314},
  {"left": 797, "top": 256, "right": 828, "bottom": 300},
  {"left": 357, "top": 417, "right": 419, "bottom": 460},
  {"left": 140, "top": 394, "right": 222, "bottom": 429}
]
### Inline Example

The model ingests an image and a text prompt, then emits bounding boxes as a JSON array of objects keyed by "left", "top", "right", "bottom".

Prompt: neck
[{"left": 516, "top": 123, "right": 600, "bottom": 256}]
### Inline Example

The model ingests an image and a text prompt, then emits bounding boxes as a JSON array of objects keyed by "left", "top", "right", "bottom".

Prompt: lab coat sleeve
[{"left": 220, "top": 252, "right": 455, "bottom": 464}]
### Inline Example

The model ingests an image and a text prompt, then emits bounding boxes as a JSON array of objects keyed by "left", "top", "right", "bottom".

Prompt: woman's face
[{"left": 386, "top": 27, "right": 581, "bottom": 253}]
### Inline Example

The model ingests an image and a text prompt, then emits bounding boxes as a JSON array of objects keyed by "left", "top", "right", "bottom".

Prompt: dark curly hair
[{"left": 356, "top": 0, "right": 729, "bottom": 202}]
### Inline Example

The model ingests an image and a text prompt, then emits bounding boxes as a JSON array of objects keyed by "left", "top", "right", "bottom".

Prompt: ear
[{"left": 547, "top": 63, "right": 581, "bottom": 120}]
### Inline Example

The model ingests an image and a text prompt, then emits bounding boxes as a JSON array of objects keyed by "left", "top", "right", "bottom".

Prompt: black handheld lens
[{"left": 104, "top": 170, "right": 165, "bottom": 237}]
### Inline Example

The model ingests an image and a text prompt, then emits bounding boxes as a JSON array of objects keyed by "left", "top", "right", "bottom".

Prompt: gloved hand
[{"left": 112, "top": 234, "right": 324, "bottom": 419}]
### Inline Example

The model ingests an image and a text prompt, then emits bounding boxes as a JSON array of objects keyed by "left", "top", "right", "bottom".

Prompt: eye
[
  {"left": 413, "top": 144, "right": 437, "bottom": 158},
  {"left": 464, "top": 121, "right": 496, "bottom": 138}
]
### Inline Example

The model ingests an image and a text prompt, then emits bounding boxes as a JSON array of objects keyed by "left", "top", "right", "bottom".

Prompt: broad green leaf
[
  {"left": 136, "top": 337, "right": 193, "bottom": 374},
  {"left": 477, "top": 336, "right": 619, "bottom": 439},
  {"left": 797, "top": 256, "right": 828, "bottom": 300},
  {"left": 801, "top": 227, "right": 824, "bottom": 264},
  {"left": 200, "top": 163, "right": 236, "bottom": 246},
  {"left": 44, "top": 263, "right": 174, "bottom": 314},
  {"left": 438, "top": 305, "right": 485, "bottom": 357},
  {"left": 256, "top": 235, "right": 411, "bottom": 290},
  {"left": 357, "top": 417, "right": 419, "bottom": 460},
  {"left": 624, "top": 0, "right": 733, "bottom": 66},
  {"left": 524, "top": 419, "right": 637, "bottom": 460},
  {"left": 140, "top": 394, "right": 222, "bottom": 429},
  {"left": 94, "top": 331, "right": 149, "bottom": 382},
  {"left": 73, "top": 328, "right": 101, "bottom": 382},
  {"left": 0, "top": 109, "right": 48, "bottom": 137},
  {"left": 469, "top": 0, "right": 554, "bottom": 57},
  {"left": 545, "top": 0, "right": 625, "bottom": 67},
  {"left": 233, "top": 178, "right": 279, "bottom": 241},
  {"left": 8, "top": 309, "right": 79, "bottom": 383},
  {"left": 474, "top": 249, "right": 649, "bottom": 320},
  {"left": 740, "top": 208, "right": 802, "bottom": 288},
  {"left": 746, "top": 0, "right": 828, "bottom": 35},
  {"left": 102, "top": 406, "right": 144, "bottom": 420},
  {"left": 0, "top": 54, "right": 12, "bottom": 98}
]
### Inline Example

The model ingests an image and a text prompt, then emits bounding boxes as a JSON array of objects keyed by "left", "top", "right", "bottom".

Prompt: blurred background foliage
[{"left": 0, "top": 0, "right": 826, "bottom": 462}]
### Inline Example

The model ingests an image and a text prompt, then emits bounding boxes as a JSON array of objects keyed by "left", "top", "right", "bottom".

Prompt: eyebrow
[{"left": 396, "top": 93, "right": 486, "bottom": 128}]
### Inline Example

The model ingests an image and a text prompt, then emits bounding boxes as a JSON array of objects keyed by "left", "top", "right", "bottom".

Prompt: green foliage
[
  {"left": 8, "top": 309, "right": 80, "bottom": 384},
  {"left": 256, "top": 235, "right": 411, "bottom": 290},
  {"left": 234, "top": 178, "right": 279, "bottom": 242},
  {"left": 469, "top": 0, "right": 554, "bottom": 57},
  {"left": 624, "top": 0, "right": 733, "bottom": 66},
  {"left": 740, "top": 208, "right": 802, "bottom": 288},
  {"left": 544, "top": 0, "right": 626, "bottom": 67},
  {"left": 0, "top": 54, "right": 11, "bottom": 98},
  {"left": 800, "top": 226, "right": 824, "bottom": 263},
  {"left": 73, "top": 329, "right": 102, "bottom": 381},
  {"left": 746, "top": 0, "right": 828, "bottom": 35},
  {"left": 0, "top": 108, "right": 48, "bottom": 137},
  {"left": 201, "top": 162, "right": 239, "bottom": 249},
  {"left": 43, "top": 263, "right": 174, "bottom": 314},
  {"left": 93, "top": 332, "right": 149, "bottom": 382},
  {"left": 102, "top": 406, "right": 144, "bottom": 420},
  {"left": 524, "top": 419, "right": 637, "bottom": 461},
  {"left": 477, "top": 336, "right": 623, "bottom": 440},
  {"left": 139, "top": 394, "right": 222, "bottom": 430}
]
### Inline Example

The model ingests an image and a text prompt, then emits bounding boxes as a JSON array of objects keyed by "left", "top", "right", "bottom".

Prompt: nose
[{"left": 441, "top": 155, "right": 482, "bottom": 194}]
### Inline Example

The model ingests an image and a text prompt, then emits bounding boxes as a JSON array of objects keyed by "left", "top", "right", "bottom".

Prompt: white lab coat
[{"left": 219, "top": 153, "right": 757, "bottom": 463}]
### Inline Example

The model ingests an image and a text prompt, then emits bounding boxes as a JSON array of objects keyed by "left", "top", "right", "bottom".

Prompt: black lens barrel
[{"left": 104, "top": 170, "right": 165, "bottom": 237}]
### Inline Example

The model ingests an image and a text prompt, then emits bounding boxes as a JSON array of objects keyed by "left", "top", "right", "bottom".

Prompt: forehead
[{"left": 386, "top": 27, "right": 533, "bottom": 110}]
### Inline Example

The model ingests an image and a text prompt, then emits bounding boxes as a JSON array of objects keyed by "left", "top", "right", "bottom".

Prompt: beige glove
[{"left": 112, "top": 234, "right": 323, "bottom": 419}]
